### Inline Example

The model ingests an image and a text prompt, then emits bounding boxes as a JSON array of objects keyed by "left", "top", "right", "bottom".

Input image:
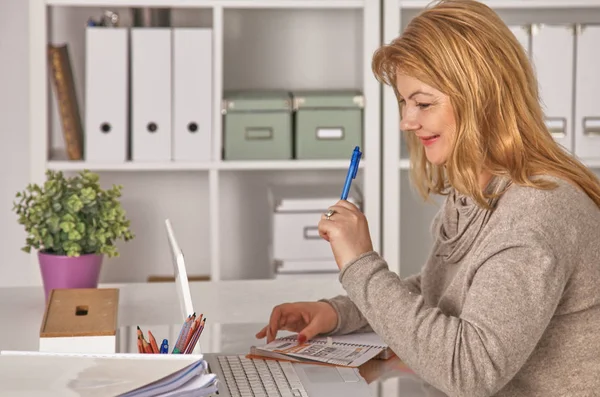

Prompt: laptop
[{"left": 164, "top": 219, "right": 374, "bottom": 397}]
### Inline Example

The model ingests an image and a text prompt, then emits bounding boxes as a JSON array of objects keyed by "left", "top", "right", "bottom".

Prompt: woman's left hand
[{"left": 318, "top": 200, "right": 374, "bottom": 270}]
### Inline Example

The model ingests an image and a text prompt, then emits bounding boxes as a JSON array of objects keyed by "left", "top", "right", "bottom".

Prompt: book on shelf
[
  {"left": 0, "top": 351, "right": 218, "bottom": 397},
  {"left": 48, "top": 43, "right": 84, "bottom": 161},
  {"left": 248, "top": 331, "right": 394, "bottom": 368}
]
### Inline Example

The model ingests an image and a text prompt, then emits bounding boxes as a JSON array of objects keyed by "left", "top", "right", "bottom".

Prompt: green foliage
[{"left": 13, "top": 169, "right": 134, "bottom": 257}]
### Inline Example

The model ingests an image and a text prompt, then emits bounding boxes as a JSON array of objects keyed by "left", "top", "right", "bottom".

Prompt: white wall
[{"left": 0, "top": 0, "right": 32, "bottom": 287}]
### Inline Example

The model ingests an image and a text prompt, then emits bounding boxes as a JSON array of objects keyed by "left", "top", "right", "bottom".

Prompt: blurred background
[{"left": 2, "top": 0, "right": 599, "bottom": 291}]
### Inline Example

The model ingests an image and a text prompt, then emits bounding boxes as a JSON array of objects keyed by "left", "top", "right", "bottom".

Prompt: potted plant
[{"left": 13, "top": 169, "right": 134, "bottom": 301}]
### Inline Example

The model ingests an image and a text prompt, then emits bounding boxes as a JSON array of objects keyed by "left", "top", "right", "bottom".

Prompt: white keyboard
[{"left": 217, "top": 355, "right": 309, "bottom": 397}]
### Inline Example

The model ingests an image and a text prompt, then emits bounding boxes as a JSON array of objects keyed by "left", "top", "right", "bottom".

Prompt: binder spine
[{"left": 48, "top": 45, "right": 84, "bottom": 161}]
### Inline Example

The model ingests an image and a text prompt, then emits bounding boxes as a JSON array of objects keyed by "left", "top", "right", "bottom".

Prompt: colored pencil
[
  {"left": 185, "top": 317, "right": 207, "bottom": 354},
  {"left": 148, "top": 330, "right": 159, "bottom": 354},
  {"left": 141, "top": 337, "right": 153, "bottom": 354},
  {"left": 134, "top": 313, "right": 207, "bottom": 355},
  {"left": 182, "top": 314, "right": 197, "bottom": 345},
  {"left": 182, "top": 314, "right": 202, "bottom": 352},
  {"left": 172, "top": 314, "right": 194, "bottom": 354},
  {"left": 136, "top": 326, "right": 144, "bottom": 341}
]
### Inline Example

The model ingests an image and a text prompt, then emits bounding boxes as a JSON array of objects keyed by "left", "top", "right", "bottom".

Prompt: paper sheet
[{"left": 0, "top": 352, "right": 207, "bottom": 397}]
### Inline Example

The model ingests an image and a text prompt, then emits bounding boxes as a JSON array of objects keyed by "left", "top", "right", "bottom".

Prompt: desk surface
[
  {"left": 0, "top": 279, "right": 346, "bottom": 351},
  {"left": 0, "top": 280, "right": 440, "bottom": 396}
]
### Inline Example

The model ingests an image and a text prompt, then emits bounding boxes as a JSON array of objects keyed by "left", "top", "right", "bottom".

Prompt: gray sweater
[{"left": 325, "top": 175, "right": 600, "bottom": 397}]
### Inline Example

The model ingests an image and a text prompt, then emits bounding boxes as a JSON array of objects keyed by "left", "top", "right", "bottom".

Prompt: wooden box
[{"left": 39, "top": 288, "right": 119, "bottom": 354}]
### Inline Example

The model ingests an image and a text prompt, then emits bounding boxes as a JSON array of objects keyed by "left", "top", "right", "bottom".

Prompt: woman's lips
[{"left": 419, "top": 135, "right": 440, "bottom": 146}]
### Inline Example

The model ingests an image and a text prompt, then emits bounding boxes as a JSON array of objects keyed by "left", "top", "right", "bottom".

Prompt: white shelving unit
[
  {"left": 28, "top": 0, "right": 381, "bottom": 286},
  {"left": 383, "top": 0, "right": 600, "bottom": 279}
]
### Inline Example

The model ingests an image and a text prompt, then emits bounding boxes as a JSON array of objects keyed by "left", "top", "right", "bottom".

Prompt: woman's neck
[{"left": 480, "top": 170, "right": 493, "bottom": 191}]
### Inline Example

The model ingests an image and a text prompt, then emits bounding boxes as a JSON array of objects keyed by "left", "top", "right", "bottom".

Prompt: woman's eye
[{"left": 417, "top": 103, "right": 431, "bottom": 109}]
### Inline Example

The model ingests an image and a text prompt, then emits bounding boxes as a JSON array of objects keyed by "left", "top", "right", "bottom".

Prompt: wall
[{"left": 0, "top": 0, "right": 33, "bottom": 287}]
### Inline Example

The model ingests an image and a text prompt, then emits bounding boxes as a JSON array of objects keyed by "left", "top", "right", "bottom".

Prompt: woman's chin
[{"left": 425, "top": 153, "right": 446, "bottom": 167}]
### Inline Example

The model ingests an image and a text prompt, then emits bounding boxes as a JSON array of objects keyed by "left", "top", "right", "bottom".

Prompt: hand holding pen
[{"left": 318, "top": 146, "right": 373, "bottom": 270}]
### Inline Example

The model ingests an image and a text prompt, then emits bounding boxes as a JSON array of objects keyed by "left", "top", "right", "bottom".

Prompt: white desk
[
  {"left": 0, "top": 279, "right": 438, "bottom": 396},
  {"left": 0, "top": 279, "right": 346, "bottom": 352}
]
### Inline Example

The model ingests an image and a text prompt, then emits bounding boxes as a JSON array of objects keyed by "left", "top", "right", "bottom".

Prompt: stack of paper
[
  {"left": 249, "top": 331, "right": 394, "bottom": 368},
  {"left": 0, "top": 351, "right": 218, "bottom": 397}
]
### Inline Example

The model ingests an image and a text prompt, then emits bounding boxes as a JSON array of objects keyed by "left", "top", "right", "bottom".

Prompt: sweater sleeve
[
  {"left": 320, "top": 252, "right": 421, "bottom": 335},
  {"left": 403, "top": 273, "right": 422, "bottom": 294},
  {"left": 339, "top": 230, "right": 569, "bottom": 397},
  {"left": 321, "top": 256, "right": 422, "bottom": 335},
  {"left": 319, "top": 295, "right": 373, "bottom": 335}
]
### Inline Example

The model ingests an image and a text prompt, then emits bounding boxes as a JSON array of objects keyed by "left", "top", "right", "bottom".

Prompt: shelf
[
  {"left": 400, "top": 0, "right": 600, "bottom": 10},
  {"left": 45, "top": 0, "right": 364, "bottom": 8},
  {"left": 27, "top": 0, "right": 382, "bottom": 287},
  {"left": 218, "top": 159, "right": 360, "bottom": 171},
  {"left": 46, "top": 160, "right": 212, "bottom": 171},
  {"left": 398, "top": 158, "right": 600, "bottom": 169},
  {"left": 581, "top": 159, "right": 600, "bottom": 168},
  {"left": 46, "top": 159, "right": 361, "bottom": 171}
]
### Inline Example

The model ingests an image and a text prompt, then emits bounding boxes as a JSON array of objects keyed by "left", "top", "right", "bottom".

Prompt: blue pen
[
  {"left": 341, "top": 146, "right": 362, "bottom": 200},
  {"left": 160, "top": 339, "right": 169, "bottom": 354}
]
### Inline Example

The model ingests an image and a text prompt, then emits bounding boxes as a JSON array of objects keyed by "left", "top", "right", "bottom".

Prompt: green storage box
[
  {"left": 222, "top": 91, "right": 293, "bottom": 160},
  {"left": 293, "top": 91, "right": 363, "bottom": 160}
]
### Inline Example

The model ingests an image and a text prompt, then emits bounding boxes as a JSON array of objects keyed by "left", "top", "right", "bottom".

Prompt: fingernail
[{"left": 298, "top": 334, "right": 306, "bottom": 344}]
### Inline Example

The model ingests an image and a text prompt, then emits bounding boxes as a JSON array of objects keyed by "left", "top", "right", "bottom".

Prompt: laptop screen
[{"left": 165, "top": 219, "right": 195, "bottom": 321}]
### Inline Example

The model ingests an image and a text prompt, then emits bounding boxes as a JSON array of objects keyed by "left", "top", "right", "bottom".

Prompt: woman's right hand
[{"left": 255, "top": 301, "right": 339, "bottom": 344}]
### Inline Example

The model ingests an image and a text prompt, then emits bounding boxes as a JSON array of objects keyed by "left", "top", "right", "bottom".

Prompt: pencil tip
[{"left": 137, "top": 326, "right": 140, "bottom": 330}]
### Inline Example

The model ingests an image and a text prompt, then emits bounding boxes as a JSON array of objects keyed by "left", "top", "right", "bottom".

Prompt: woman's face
[{"left": 396, "top": 73, "right": 456, "bottom": 166}]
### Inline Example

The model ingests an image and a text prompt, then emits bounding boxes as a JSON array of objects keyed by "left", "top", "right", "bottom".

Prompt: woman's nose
[{"left": 400, "top": 117, "right": 421, "bottom": 133}]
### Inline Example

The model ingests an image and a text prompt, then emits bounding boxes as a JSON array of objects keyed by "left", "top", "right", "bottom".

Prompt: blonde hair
[{"left": 372, "top": 0, "right": 600, "bottom": 209}]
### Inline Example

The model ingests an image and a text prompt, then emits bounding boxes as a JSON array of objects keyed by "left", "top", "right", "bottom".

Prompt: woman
[{"left": 256, "top": 0, "right": 600, "bottom": 396}]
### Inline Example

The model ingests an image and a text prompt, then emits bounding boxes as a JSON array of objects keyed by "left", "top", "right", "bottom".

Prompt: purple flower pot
[{"left": 38, "top": 251, "right": 104, "bottom": 302}]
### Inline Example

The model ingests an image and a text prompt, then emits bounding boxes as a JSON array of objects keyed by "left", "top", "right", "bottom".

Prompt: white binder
[
  {"left": 131, "top": 28, "right": 172, "bottom": 162},
  {"left": 172, "top": 28, "right": 213, "bottom": 162},
  {"left": 84, "top": 27, "right": 128, "bottom": 162},
  {"left": 531, "top": 24, "right": 575, "bottom": 152},
  {"left": 574, "top": 25, "right": 600, "bottom": 160},
  {"left": 509, "top": 25, "right": 530, "bottom": 57}
]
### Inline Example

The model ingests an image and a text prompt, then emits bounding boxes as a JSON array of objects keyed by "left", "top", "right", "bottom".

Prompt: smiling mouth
[{"left": 419, "top": 135, "right": 439, "bottom": 141}]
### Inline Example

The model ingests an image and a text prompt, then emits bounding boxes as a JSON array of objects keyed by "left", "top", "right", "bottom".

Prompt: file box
[
  {"left": 531, "top": 24, "right": 574, "bottom": 152},
  {"left": 85, "top": 27, "right": 129, "bottom": 162},
  {"left": 267, "top": 183, "right": 362, "bottom": 276},
  {"left": 222, "top": 91, "right": 293, "bottom": 160},
  {"left": 39, "top": 288, "right": 119, "bottom": 354},
  {"left": 131, "top": 27, "right": 172, "bottom": 162},
  {"left": 172, "top": 28, "right": 213, "bottom": 162},
  {"left": 293, "top": 91, "right": 364, "bottom": 159}
]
